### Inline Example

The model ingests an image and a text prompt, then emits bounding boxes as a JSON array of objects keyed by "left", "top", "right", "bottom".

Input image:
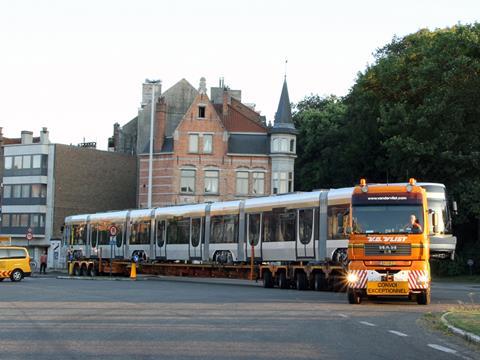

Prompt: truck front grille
[{"left": 364, "top": 244, "right": 411, "bottom": 256}]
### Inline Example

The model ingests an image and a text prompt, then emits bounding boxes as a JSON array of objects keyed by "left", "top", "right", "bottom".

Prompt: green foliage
[{"left": 294, "top": 23, "right": 480, "bottom": 268}]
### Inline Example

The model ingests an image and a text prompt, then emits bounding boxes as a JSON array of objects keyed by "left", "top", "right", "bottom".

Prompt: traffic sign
[
  {"left": 26, "top": 232, "right": 33, "bottom": 241},
  {"left": 108, "top": 225, "right": 118, "bottom": 237}
]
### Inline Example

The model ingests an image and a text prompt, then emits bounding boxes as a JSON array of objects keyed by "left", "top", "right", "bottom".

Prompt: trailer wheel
[
  {"left": 80, "top": 264, "right": 87, "bottom": 276},
  {"left": 73, "top": 264, "right": 81, "bottom": 276},
  {"left": 347, "top": 288, "right": 361, "bottom": 304},
  {"left": 417, "top": 288, "right": 431, "bottom": 305},
  {"left": 296, "top": 272, "right": 307, "bottom": 291},
  {"left": 278, "top": 271, "right": 289, "bottom": 289},
  {"left": 314, "top": 272, "right": 327, "bottom": 291},
  {"left": 263, "top": 271, "right": 273, "bottom": 288}
]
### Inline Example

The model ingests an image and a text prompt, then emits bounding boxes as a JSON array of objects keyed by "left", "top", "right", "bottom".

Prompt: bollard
[
  {"left": 130, "top": 262, "right": 137, "bottom": 279},
  {"left": 68, "top": 262, "right": 74, "bottom": 276}
]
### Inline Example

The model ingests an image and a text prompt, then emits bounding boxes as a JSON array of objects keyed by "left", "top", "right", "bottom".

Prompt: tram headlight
[{"left": 347, "top": 273, "right": 358, "bottom": 283}]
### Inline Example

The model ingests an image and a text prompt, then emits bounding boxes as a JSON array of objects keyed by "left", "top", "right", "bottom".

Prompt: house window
[
  {"left": 272, "top": 138, "right": 279, "bottom": 152},
  {"left": 21, "top": 184, "right": 30, "bottom": 198},
  {"left": 280, "top": 138, "right": 289, "bottom": 152},
  {"left": 3, "top": 185, "right": 11, "bottom": 198},
  {"left": 236, "top": 171, "right": 249, "bottom": 195},
  {"left": 204, "top": 170, "right": 219, "bottom": 194},
  {"left": 20, "top": 214, "right": 29, "bottom": 227},
  {"left": 288, "top": 172, "right": 294, "bottom": 192},
  {"left": 198, "top": 105, "right": 206, "bottom": 118},
  {"left": 279, "top": 172, "right": 288, "bottom": 194},
  {"left": 4, "top": 157, "right": 12, "bottom": 170},
  {"left": 13, "top": 156, "right": 22, "bottom": 169},
  {"left": 189, "top": 134, "right": 199, "bottom": 153},
  {"left": 32, "top": 155, "right": 42, "bottom": 168},
  {"left": 22, "top": 155, "right": 31, "bottom": 169},
  {"left": 31, "top": 184, "right": 40, "bottom": 198},
  {"left": 253, "top": 172, "right": 265, "bottom": 195},
  {"left": 272, "top": 173, "right": 279, "bottom": 194},
  {"left": 290, "top": 139, "right": 295, "bottom": 152},
  {"left": 180, "top": 169, "right": 196, "bottom": 193},
  {"left": 12, "top": 185, "right": 22, "bottom": 198},
  {"left": 2, "top": 214, "right": 10, "bottom": 227},
  {"left": 203, "top": 134, "right": 213, "bottom": 154}
]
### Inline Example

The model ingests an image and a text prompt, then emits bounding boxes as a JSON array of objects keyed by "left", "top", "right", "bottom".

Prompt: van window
[{"left": 0, "top": 249, "right": 27, "bottom": 259}]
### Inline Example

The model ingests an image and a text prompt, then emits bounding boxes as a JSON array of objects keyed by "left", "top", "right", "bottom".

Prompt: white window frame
[
  {"left": 204, "top": 170, "right": 219, "bottom": 194},
  {"left": 236, "top": 171, "right": 249, "bottom": 195},
  {"left": 203, "top": 134, "right": 213, "bottom": 154},
  {"left": 188, "top": 134, "right": 199, "bottom": 153},
  {"left": 180, "top": 169, "right": 196, "bottom": 194}
]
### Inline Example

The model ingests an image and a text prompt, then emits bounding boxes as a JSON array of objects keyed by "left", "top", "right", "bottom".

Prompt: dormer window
[{"left": 198, "top": 105, "right": 206, "bottom": 119}]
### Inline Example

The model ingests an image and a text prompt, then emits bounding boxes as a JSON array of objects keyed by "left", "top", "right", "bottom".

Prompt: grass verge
[{"left": 445, "top": 306, "right": 480, "bottom": 336}]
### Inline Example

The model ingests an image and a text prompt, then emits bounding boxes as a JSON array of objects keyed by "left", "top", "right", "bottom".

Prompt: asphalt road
[{"left": 0, "top": 276, "right": 479, "bottom": 360}]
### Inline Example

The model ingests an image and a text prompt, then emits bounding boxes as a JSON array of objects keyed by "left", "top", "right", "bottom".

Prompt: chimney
[
  {"left": 0, "top": 127, "right": 3, "bottom": 147},
  {"left": 21, "top": 130, "right": 33, "bottom": 144},
  {"left": 40, "top": 127, "right": 49, "bottom": 144},
  {"left": 154, "top": 97, "right": 167, "bottom": 152}
]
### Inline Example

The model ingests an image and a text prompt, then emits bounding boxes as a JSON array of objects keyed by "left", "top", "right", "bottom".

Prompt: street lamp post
[{"left": 145, "top": 79, "right": 161, "bottom": 209}]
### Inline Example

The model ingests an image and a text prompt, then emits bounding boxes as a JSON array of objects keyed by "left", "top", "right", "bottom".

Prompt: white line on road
[
  {"left": 359, "top": 321, "right": 376, "bottom": 327},
  {"left": 388, "top": 330, "right": 408, "bottom": 337},
  {"left": 338, "top": 314, "right": 348, "bottom": 318},
  {"left": 428, "top": 344, "right": 457, "bottom": 354}
]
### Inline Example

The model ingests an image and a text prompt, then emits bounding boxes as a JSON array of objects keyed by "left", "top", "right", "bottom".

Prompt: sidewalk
[{"left": 31, "top": 270, "right": 67, "bottom": 278}]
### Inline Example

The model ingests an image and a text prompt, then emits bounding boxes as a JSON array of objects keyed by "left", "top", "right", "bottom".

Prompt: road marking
[
  {"left": 427, "top": 344, "right": 457, "bottom": 354},
  {"left": 338, "top": 314, "right": 348, "bottom": 318},
  {"left": 359, "top": 321, "right": 376, "bottom": 327},
  {"left": 388, "top": 330, "right": 408, "bottom": 337}
]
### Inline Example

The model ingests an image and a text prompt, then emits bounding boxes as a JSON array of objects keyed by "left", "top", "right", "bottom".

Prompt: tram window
[
  {"left": 167, "top": 219, "right": 190, "bottom": 245},
  {"left": 115, "top": 224, "right": 124, "bottom": 248},
  {"left": 130, "top": 221, "right": 151, "bottom": 245},
  {"left": 94, "top": 224, "right": 110, "bottom": 245},
  {"left": 191, "top": 218, "right": 202, "bottom": 247},
  {"left": 210, "top": 216, "right": 224, "bottom": 244},
  {"left": 248, "top": 213, "right": 261, "bottom": 246},
  {"left": 210, "top": 215, "right": 238, "bottom": 244},
  {"left": 91, "top": 226, "right": 98, "bottom": 248},
  {"left": 72, "top": 224, "right": 87, "bottom": 245},
  {"left": 328, "top": 205, "right": 349, "bottom": 239},
  {"left": 156, "top": 220, "right": 165, "bottom": 247},
  {"left": 299, "top": 209, "right": 314, "bottom": 245},
  {"left": 263, "top": 210, "right": 296, "bottom": 242}
]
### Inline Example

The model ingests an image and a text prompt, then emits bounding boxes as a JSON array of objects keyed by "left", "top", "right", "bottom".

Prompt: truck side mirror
[
  {"left": 452, "top": 201, "right": 458, "bottom": 215},
  {"left": 337, "top": 213, "right": 344, "bottom": 233},
  {"left": 432, "top": 212, "right": 438, "bottom": 233}
]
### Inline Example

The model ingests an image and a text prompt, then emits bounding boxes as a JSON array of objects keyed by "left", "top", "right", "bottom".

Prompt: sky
[{"left": 0, "top": 0, "right": 478, "bottom": 149}]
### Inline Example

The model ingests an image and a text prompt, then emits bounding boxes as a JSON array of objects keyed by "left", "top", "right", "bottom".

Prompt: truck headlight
[
  {"left": 347, "top": 273, "right": 358, "bottom": 283},
  {"left": 418, "top": 274, "right": 429, "bottom": 283}
]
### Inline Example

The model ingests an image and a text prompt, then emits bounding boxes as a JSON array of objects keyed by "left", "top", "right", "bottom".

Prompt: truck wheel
[
  {"left": 73, "top": 264, "right": 81, "bottom": 276},
  {"left": 296, "top": 272, "right": 307, "bottom": 291},
  {"left": 347, "top": 288, "right": 361, "bottom": 304},
  {"left": 10, "top": 269, "right": 23, "bottom": 282},
  {"left": 263, "top": 271, "right": 273, "bottom": 288},
  {"left": 278, "top": 271, "right": 289, "bottom": 289},
  {"left": 314, "top": 272, "right": 327, "bottom": 291},
  {"left": 417, "top": 288, "right": 431, "bottom": 305}
]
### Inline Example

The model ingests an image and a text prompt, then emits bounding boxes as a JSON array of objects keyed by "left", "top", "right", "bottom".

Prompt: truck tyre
[
  {"left": 296, "top": 272, "right": 307, "bottom": 291},
  {"left": 278, "top": 271, "right": 288, "bottom": 289},
  {"left": 347, "top": 288, "right": 361, "bottom": 304},
  {"left": 10, "top": 269, "right": 23, "bottom": 282},
  {"left": 314, "top": 272, "right": 327, "bottom": 291},
  {"left": 263, "top": 271, "right": 273, "bottom": 288},
  {"left": 417, "top": 288, "right": 431, "bottom": 305}
]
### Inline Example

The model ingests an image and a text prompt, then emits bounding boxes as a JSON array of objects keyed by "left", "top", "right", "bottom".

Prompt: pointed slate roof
[{"left": 272, "top": 79, "right": 297, "bottom": 134}]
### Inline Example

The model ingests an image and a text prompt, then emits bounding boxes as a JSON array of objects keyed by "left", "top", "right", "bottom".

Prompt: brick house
[{"left": 112, "top": 77, "right": 297, "bottom": 208}]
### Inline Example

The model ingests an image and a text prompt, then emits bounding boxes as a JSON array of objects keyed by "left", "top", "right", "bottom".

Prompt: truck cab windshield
[{"left": 352, "top": 205, "right": 424, "bottom": 234}]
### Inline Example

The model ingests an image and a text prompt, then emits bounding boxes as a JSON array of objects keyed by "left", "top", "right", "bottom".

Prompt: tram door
[
  {"left": 246, "top": 213, "right": 262, "bottom": 260},
  {"left": 155, "top": 219, "right": 167, "bottom": 259},
  {"left": 189, "top": 218, "right": 202, "bottom": 260},
  {"left": 112, "top": 223, "right": 125, "bottom": 258},
  {"left": 296, "top": 208, "right": 315, "bottom": 259}
]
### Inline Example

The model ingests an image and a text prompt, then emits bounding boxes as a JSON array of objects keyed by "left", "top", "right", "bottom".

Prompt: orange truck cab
[{"left": 346, "top": 179, "right": 431, "bottom": 305}]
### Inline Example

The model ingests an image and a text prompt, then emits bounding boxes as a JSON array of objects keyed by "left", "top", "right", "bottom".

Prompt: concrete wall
[{"left": 52, "top": 145, "right": 137, "bottom": 239}]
